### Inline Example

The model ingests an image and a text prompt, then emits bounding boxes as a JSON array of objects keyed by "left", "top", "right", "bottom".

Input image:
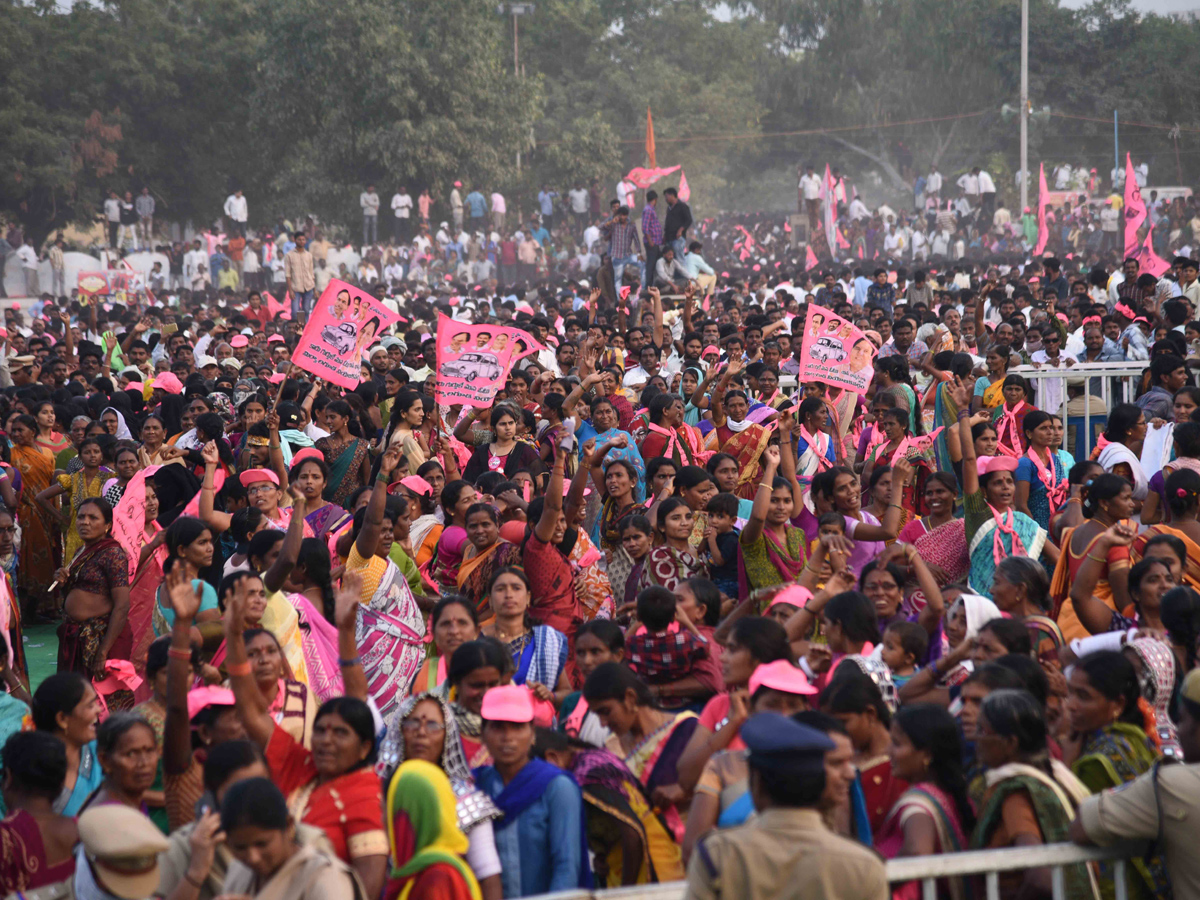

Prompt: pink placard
[
  {"left": 112, "top": 469, "right": 158, "bottom": 578},
  {"left": 798, "top": 303, "right": 876, "bottom": 395},
  {"left": 433, "top": 314, "right": 545, "bottom": 409},
  {"left": 292, "top": 279, "right": 400, "bottom": 389}
]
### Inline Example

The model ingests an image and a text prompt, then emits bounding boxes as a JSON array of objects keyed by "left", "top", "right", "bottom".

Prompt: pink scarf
[
  {"left": 647, "top": 422, "right": 685, "bottom": 462},
  {"left": 994, "top": 401, "right": 1027, "bottom": 458},
  {"left": 799, "top": 426, "right": 833, "bottom": 471},
  {"left": 1026, "top": 446, "right": 1067, "bottom": 516},
  {"left": 988, "top": 503, "right": 1028, "bottom": 565}
]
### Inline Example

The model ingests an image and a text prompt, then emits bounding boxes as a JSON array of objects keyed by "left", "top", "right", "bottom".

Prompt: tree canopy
[{"left": 4, "top": 0, "right": 1200, "bottom": 246}]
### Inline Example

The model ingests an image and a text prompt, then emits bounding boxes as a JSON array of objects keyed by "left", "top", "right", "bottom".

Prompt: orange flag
[{"left": 645, "top": 106, "right": 657, "bottom": 168}]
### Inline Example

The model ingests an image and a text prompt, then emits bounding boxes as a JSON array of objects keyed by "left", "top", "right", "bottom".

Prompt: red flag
[
  {"left": 1123, "top": 152, "right": 1171, "bottom": 277},
  {"left": 678, "top": 169, "right": 690, "bottom": 202},
  {"left": 805, "top": 245, "right": 819, "bottom": 269},
  {"left": 1034, "top": 163, "right": 1050, "bottom": 255},
  {"left": 645, "top": 106, "right": 657, "bottom": 169}
]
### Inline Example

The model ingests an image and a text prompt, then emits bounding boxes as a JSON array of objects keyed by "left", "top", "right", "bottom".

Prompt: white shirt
[
  {"left": 583, "top": 225, "right": 601, "bottom": 251},
  {"left": 926, "top": 171, "right": 943, "bottom": 194},
  {"left": 883, "top": 231, "right": 904, "bottom": 254},
  {"left": 1054, "top": 166, "right": 1072, "bottom": 190},
  {"left": 848, "top": 198, "right": 869, "bottom": 221},
  {"left": 104, "top": 198, "right": 121, "bottom": 222},
  {"left": 491, "top": 193, "right": 506, "bottom": 214},
  {"left": 384, "top": 263, "right": 404, "bottom": 285},
  {"left": 15, "top": 245, "right": 37, "bottom": 270},
  {"left": 391, "top": 193, "right": 413, "bottom": 218},
  {"left": 360, "top": 191, "right": 380, "bottom": 216},
  {"left": 242, "top": 249, "right": 260, "bottom": 274},
  {"left": 622, "top": 365, "right": 660, "bottom": 388},
  {"left": 568, "top": 189, "right": 589, "bottom": 214},
  {"left": 799, "top": 174, "right": 822, "bottom": 200},
  {"left": 616, "top": 180, "right": 637, "bottom": 207},
  {"left": 184, "top": 248, "right": 208, "bottom": 280},
  {"left": 223, "top": 193, "right": 248, "bottom": 222},
  {"left": 957, "top": 173, "right": 979, "bottom": 195},
  {"left": 977, "top": 171, "right": 996, "bottom": 193}
]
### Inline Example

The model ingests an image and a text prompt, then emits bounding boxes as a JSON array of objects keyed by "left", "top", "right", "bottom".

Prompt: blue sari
[
  {"left": 55, "top": 740, "right": 103, "bottom": 816},
  {"left": 587, "top": 427, "right": 646, "bottom": 548}
]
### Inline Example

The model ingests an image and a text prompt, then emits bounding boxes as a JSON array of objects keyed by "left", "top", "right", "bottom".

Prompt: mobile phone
[{"left": 163, "top": 323, "right": 178, "bottom": 335}]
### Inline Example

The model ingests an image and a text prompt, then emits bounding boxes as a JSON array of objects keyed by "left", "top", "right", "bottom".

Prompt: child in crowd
[
  {"left": 625, "top": 585, "right": 709, "bottom": 687},
  {"left": 880, "top": 620, "right": 928, "bottom": 688},
  {"left": 703, "top": 492, "right": 741, "bottom": 597}
]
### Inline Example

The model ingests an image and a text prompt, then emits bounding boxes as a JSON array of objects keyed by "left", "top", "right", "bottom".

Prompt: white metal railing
[{"left": 529, "top": 841, "right": 1141, "bottom": 900}]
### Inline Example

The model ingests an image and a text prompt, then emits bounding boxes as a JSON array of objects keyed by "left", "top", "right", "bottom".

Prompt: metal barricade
[{"left": 528, "top": 842, "right": 1140, "bottom": 900}]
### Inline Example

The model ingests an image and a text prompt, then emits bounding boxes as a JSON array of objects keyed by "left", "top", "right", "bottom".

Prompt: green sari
[{"left": 315, "top": 435, "right": 369, "bottom": 507}]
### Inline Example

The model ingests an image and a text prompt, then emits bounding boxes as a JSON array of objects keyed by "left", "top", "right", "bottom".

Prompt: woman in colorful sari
[
  {"left": 1052, "top": 474, "right": 1135, "bottom": 642},
  {"left": 409, "top": 597, "right": 480, "bottom": 697},
  {"left": 878, "top": 704, "right": 975, "bottom": 900},
  {"left": 972, "top": 690, "right": 1099, "bottom": 900},
  {"left": 403, "top": 470, "right": 443, "bottom": 570},
  {"left": 1065, "top": 651, "right": 1167, "bottom": 898},
  {"left": 54, "top": 498, "right": 135, "bottom": 711},
  {"left": 0, "top": 731, "right": 79, "bottom": 896},
  {"left": 987, "top": 556, "right": 1065, "bottom": 663},
  {"left": 599, "top": 368, "right": 637, "bottom": 433},
  {"left": 1096, "top": 403, "right": 1149, "bottom": 509},
  {"left": 536, "top": 726, "right": 684, "bottom": 887},
  {"left": 10, "top": 415, "right": 57, "bottom": 613},
  {"left": 930, "top": 352, "right": 975, "bottom": 474},
  {"left": 951, "top": 378, "right": 1050, "bottom": 600},
  {"left": 38, "top": 436, "right": 106, "bottom": 565},
  {"left": 861, "top": 407, "right": 931, "bottom": 528},
  {"left": 223, "top": 576, "right": 390, "bottom": 899},
  {"left": 711, "top": 387, "right": 772, "bottom": 501},
  {"left": 637, "top": 394, "right": 708, "bottom": 469},
  {"left": 896, "top": 473, "right": 968, "bottom": 608},
  {"left": 584, "top": 661, "right": 698, "bottom": 844},
  {"left": 340, "top": 445, "right": 427, "bottom": 719},
  {"left": 992, "top": 374, "right": 1036, "bottom": 458},
  {"left": 585, "top": 434, "right": 644, "bottom": 557},
  {"left": 457, "top": 504, "right": 522, "bottom": 614},
  {"left": 32, "top": 401, "right": 69, "bottom": 459},
  {"left": 738, "top": 443, "right": 809, "bottom": 593},
  {"left": 481, "top": 566, "right": 571, "bottom": 706},
  {"left": 971, "top": 343, "right": 1012, "bottom": 414},
  {"left": 674, "top": 466, "right": 718, "bottom": 553},
  {"left": 289, "top": 453, "right": 353, "bottom": 541},
  {"left": 378, "top": 692, "right": 501, "bottom": 900},
  {"left": 682, "top": 660, "right": 817, "bottom": 863},
  {"left": 33, "top": 671, "right": 104, "bottom": 817},
  {"left": 384, "top": 390, "right": 431, "bottom": 477},
  {"left": 588, "top": 395, "right": 643, "bottom": 481},
  {"left": 445, "top": 639, "right": 514, "bottom": 769},
  {"left": 1132, "top": 467, "right": 1200, "bottom": 589},
  {"left": 315, "top": 399, "right": 372, "bottom": 509},
  {"left": 1014, "top": 410, "right": 1070, "bottom": 532},
  {"left": 794, "top": 396, "right": 839, "bottom": 488},
  {"left": 384, "top": 760, "right": 484, "bottom": 900},
  {"left": 150, "top": 515, "right": 220, "bottom": 638},
  {"left": 637, "top": 498, "right": 706, "bottom": 594},
  {"left": 431, "top": 480, "right": 478, "bottom": 592}
]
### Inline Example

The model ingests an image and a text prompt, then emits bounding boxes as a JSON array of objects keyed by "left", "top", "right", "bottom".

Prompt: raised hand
[
  {"left": 378, "top": 444, "right": 403, "bottom": 479},
  {"left": 763, "top": 444, "right": 781, "bottom": 468},
  {"left": 201, "top": 441, "right": 220, "bottom": 467},
  {"left": 165, "top": 564, "right": 203, "bottom": 621}
]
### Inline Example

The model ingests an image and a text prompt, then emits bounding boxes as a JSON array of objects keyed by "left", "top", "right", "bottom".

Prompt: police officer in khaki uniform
[
  {"left": 685, "top": 712, "right": 889, "bottom": 900},
  {"left": 1071, "top": 666, "right": 1200, "bottom": 900},
  {"left": 11, "top": 804, "right": 169, "bottom": 900}
]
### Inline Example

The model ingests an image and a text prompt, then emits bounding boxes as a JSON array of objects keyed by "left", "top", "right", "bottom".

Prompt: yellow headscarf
[{"left": 385, "top": 760, "right": 482, "bottom": 900}]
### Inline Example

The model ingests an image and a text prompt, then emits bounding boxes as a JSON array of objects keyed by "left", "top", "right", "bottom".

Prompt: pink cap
[
  {"left": 239, "top": 467, "right": 280, "bottom": 488},
  {"left": 976, "top": 455, "right": 1020, "bottom": 476},
  {"left": 767, "top": 584, "right": 813, "bottom": 611},
  {"left": 188, "top": 686, "right": 235, "bottom": 721},
  {"left": 748, "top": 659, "right": 818, "bottom": 697},
  {"left": 230, "top": 334, "right": 250, "bottom": 348},
  {"left": 267, "top": 335, "right": 284, "bottom": 343},
  {"left": 454, "top": 181, "right": 462, "bottom": 187},
  {"left": 399, "top": 475, "right": 433, "bottom": 496},
  {"left": 702, "top": 345, "right": 720, "bottom": 356},
  {"left": 125, "top": 381, "right": 144, "bottom": 392},
  {"left": 480, "top": 684, "right": 535, "bottom": 723},
  {"left": 291, "top": 447, "right": 323, "bottom": 467},
  {"left": 152, "top": 372, "right": 183, "bottom": 394},
  {"left": 92, "top": 659, "right": 143, "bottom": 695}
]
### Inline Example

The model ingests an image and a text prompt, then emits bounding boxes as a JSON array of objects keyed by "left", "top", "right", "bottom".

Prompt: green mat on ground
[{"left": 23, "top": 623, "right": 59, "bottom": 692}]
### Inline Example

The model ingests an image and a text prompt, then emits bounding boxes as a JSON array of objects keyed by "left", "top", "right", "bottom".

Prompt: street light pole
[
  {"left": 1019, "top": 0, "right": 1028, "bottom": 213},
  {"left": 514, "top": 10, "right": 520, "bottom": 173}
]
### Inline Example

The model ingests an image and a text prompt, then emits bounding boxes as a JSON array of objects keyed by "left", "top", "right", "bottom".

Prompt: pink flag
[
  {"left": 836, "top": 227, "right": 850, "bottom": 250},
  {"left": 822, "top": 165, "right": 838, "bottom": 259},
  {"left": 799, "top": 303, "right": 876, "bottom": 395},
  {"left": 264, "top": 291, "right": 293, "bottom": 321},
  {"left": 624, "top": 165, "right": 682, "bottom": 188},
  {"left": 805, "top": 245, "right": 819, "bottom": 270},
  {"left": 677, "top": 170, "right": 690, "bottom": 202},
  {"left": 294, "top": 279, "right": 401, "bottom": 389},
  {"left": 1034, "top": 163, "right": 1050, "bottom": 255},
  {"left": 1123, "top": 153, "right": 1171, "bottom": 277},
  {"left": 113, "top": 469, "right": 155, "bottom": 579}
]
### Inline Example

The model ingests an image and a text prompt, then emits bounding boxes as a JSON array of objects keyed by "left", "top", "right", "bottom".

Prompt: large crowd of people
[{"left": 2, "top": 171, "right": 1200, "bottom": 900}]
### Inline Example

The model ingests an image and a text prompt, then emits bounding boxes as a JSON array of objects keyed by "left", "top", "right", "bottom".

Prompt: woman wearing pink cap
[
  {"left": 474, "top": 683, "right": 589, "bottom": 897},
  {"left": 682, "top": 658, "right": 817, "bottom": 861},
  {"left": 949, "top": 378, "right": 1051, "bottom": 601}
]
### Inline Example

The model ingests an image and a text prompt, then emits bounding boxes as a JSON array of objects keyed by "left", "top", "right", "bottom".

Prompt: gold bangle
[{"left": 1086, "top": 553, "right": 1107, "bottom": 563}]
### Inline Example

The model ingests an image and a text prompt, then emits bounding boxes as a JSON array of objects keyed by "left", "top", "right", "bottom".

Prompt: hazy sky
[{"left": 1059, "top": 0, "right": 1197, "bottom": 11}]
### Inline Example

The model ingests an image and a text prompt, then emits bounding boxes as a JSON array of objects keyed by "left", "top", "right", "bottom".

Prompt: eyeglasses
[
  {"left": 400, "top": 718, "right": 446, "bottom": 735},
  {"left": 247, "top": 485, "right": 276, "bottom": 496}
]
